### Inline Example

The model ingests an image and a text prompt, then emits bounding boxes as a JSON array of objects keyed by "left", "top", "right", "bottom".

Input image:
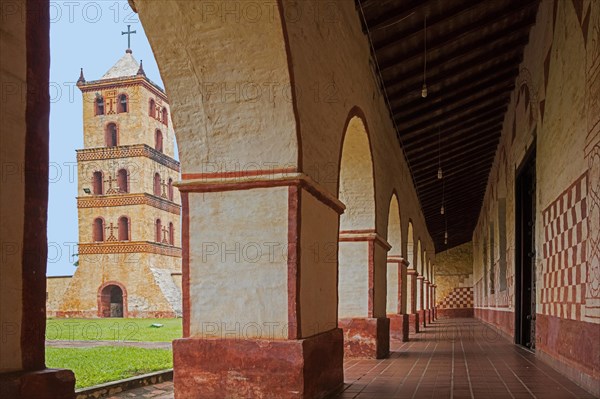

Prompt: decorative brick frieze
[
  {"left": 77, "top": 193, "right": 180, "bottom": 214},
  {"left": 78, "top": 241, "right": 182, "bottom": 258},
  {"left": 77, "top": 144, "right": 180, "bottom": 172}
]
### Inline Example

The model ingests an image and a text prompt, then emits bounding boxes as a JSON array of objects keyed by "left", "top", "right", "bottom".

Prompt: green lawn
[
  {"left": 46, "top": 318, "right": 182, "bottom": 342},
  {"left": 46, "top": 346, "right": 173, "bottom": 389}
]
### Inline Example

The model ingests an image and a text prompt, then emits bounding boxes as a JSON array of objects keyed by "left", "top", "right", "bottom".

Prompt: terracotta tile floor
[{"left": 108, "top": 318, "right": 596, "bottom": 398}]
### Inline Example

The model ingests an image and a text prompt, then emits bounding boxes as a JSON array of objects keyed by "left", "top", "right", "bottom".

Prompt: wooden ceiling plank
[
  {"left": 373, "top": 0, "right": 483, "bottom": 51},
  {"left": 396, "top": 89, "right": 511, "bottom": 131},
  {"left": 390, "top": 65, "right": 518, "bottom": 112},
  {"left": 383, "top": 27, "right": 531, "bottom": 90},
  {"left": 402, "top": 105, "right": 506, "bottom": 146},
  {"left": 394, "top": 77, "right": 516, "bottom": 123},
  {"left": 377, "top": 0, "right": 539, "bottom": 69},
  {"left": 407, "top": 124, "right": 502, "bottom": 163}
]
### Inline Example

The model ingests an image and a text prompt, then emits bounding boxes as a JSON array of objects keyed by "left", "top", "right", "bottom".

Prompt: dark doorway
[
  {"left": 515, "top": 145, "right": 536, "bottom": 349},
  {"left": 99, "top": 284, "right": 124, "bottom": 318}
]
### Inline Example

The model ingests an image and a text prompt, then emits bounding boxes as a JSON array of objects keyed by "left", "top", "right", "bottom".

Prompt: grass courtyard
[
  {"left": 46, "top": 318, "right": 182, "bottom": 342},
  {"left": 45, "top": 318, "right": 181, "bottom": 389}
]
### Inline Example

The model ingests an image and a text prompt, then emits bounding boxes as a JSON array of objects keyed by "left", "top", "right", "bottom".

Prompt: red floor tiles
[{"left": 108, "top": 318, "right": 596, "bottom": 398}]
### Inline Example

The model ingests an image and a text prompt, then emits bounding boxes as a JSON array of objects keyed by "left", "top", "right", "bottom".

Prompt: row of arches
[
  {"left": 338, "top": 111, "right": 435, "bottom": 334},
  {"left": 94, "top": 94, "right": 128, "bottom": 116}
]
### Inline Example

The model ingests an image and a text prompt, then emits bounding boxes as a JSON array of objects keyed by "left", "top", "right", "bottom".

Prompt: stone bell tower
[{"left": 54, "top": 46, "right": 183, "bottom": 318}]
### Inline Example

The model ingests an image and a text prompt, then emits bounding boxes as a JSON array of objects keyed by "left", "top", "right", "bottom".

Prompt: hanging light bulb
[
  {"left": 444, "top": 231, "right": 448, "bottom": 245},
  {"left": 421, "top": 82, "right": 428, "bottom": 98},
  {"left": 440, "top": 204, "right": 445, "bottom": 215},
  {"left": 437, "top": 166, "right": 443, "bottom": 179}
]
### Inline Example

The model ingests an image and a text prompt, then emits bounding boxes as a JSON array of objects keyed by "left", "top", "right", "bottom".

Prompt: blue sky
[{"left": 47, "top": 1, "right": 165, "bottom": 276}]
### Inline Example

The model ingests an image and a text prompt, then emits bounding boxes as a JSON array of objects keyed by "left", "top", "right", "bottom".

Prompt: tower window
[
  {"left": 153, "top": 173, "right": 161, "bottom": 196},
  {"left": 162, "top": 107, "right": 168, "bottom": 125},
  {"left": 155, "top": 130, "right": 163, "bottom": 153},
  {"left": 106, "top": 123, "right": 118, "bottom": 147},
  {"left": 95, "top": 96, "right": 105, "bottom": 116},
  {"left": 118, "top": 94, "right": 128, "bottom": 113},
  {"left": 169, "top": 222, "right": 174, "bottom": 245},
  {"left": 155, "top": 219, "right": 162, "bottom": 242},
  {"left": 118, "top": 216, "right": 130, "bottom": 241},
  {"left": 92, "top": 171, "right": 103, "bottom": 195},
  {"left": 168, "top": 178, "right": 174, "bottom": 201},
  {"left": 149, "top": 99, "right": 156, "bottom": 118},
  {"left": 117, "top": 168, "right": 128, "bottom": 193},
  {"left": 93, "top": 217, "right": 105, "bottom": 242}
]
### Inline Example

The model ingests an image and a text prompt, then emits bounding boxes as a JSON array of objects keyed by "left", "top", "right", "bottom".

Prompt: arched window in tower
[
  {"left": 106, "top": 123, "right": 118, "bottom": 147},
  {"left": 92, "top": 171, "right": 103, "bottom": 195},
  {"left": 155, "top": 219, "right": 162, "bottom": 242},
  {"left": 118, "top": 216, "right": 130, "bottom": 241},
  {"left": 153, "top": 173, "right": 161, "bottom": 196},
  {"left": 149, "top": 99, "right": 155, "bottom": 118},
  {"left": 118, "top": 94, "right": 128, "bottom": 113},
  {"left": 93, "top": 217, "right": 104, "bottom": 242},
  {"left": 117, "top": 169, "right": 128, "bottom": 193},
  {"left": 169, "top": 222, "right": 174, "bottom": 245},
  {"left": 162, "top": 107, "right": 168, "bottom": 125},
  {"left": 155, "top": 130, "right": 163, "bottom": 153},
  {"left": 95, "top": 96, "right": 105, "bottom": 116},
  {"left": 167, "top": 178, "right": 174, "bottom": 201}
]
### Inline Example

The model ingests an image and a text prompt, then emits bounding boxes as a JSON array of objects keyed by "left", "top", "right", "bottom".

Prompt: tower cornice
[
  {"left": 77, "top": 193, "right": 181, "bottom": 214},
  {"left": 78, "top": 241, "right": 182, "bottom": 258},
  {"left": 77, "top": 144, "right": 180, "bottom": 172},
  {"left": 78, "top": 75, "right": 168, "bottom": 102}
]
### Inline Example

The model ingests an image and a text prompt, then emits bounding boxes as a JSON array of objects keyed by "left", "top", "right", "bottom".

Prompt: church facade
[{"left": 46, "top": 50, "right": 183, "bottom": 318}]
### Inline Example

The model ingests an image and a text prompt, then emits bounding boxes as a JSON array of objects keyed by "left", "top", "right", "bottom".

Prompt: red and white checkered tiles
[
  {"left": 541, "top": 173, "right": 588, "bottom": 321},
  {"left": 439, "top": 287, "right": 474, "bottom": 309}
]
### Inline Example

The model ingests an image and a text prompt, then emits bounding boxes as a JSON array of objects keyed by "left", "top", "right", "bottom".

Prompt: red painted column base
[
  {"left": 339, "top": 317, "right": 390, "bottom": 359},
  {"left": 427, "top": 309, "right": 432, "bottom": 324},
  {"left": 173, "top": 328, "right": 344, "bottom": 399},
  {"left": 388, "top": 314, "right": 410, "bottom": 342},
  {"left": 419, "top": 309, "right": 427, "bottom": 328},
  {"left": 408, "top": 313, "right": 420, "bottom": 334},
  {"left": 0, "top": 368, "right": 75, "bottom": 399}
]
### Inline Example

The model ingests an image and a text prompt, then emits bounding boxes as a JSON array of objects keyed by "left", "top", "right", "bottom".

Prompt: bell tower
[{"left": 56, "top": 48, "right": 183, "bottom": 318}]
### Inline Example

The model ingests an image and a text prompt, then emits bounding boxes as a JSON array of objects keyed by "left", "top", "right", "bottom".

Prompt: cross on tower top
[{"left": 121, "top": 25, "right": 137, "bottom": 52}]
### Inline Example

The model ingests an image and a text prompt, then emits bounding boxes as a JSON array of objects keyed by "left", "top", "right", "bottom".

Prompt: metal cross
[{"left": 122, "top": 25, "right": 137, "bottom": 50}]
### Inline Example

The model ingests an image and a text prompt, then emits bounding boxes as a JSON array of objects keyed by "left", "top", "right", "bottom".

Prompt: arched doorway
[{"left": 98, "top": 283, "right": 126, "bottom": 318}]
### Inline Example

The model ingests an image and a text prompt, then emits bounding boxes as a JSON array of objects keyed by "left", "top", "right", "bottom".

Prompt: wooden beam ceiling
[{"left": 359, "top": 0, "right": 539, "bottom": 251}]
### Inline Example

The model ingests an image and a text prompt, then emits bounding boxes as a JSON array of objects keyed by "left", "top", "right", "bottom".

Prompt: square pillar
[
  {"left": 173, "top": 173, "right": 344, "bottom": 398},
  {"left": 432, "top": 284, "right": 437, "bottom": 320},
  {"left": 339, "top": 231, "right": 391, "bottom": 358},
  {"left": 406, "top": 269, "right": 419, "bottom": 334},
  {"left": 417, "top": 276, "right": 426, "bottom": 328},
  {"left": 425, "top": 280, "right": 431, "bottom": 324},
  {"left": 386, "top": 257, "right": 409, "bottom": 342}
]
